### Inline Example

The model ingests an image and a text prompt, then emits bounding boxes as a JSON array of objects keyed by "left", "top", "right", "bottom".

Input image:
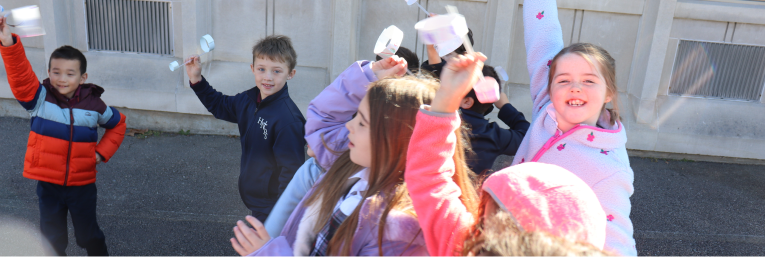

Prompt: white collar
[{"left": 339, "top": 168, "right": 370, "bottom": 215}]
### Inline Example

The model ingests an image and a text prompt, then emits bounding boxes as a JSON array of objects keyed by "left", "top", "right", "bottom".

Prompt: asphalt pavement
[{"left": 1, "top": 116, "right": 764, "bottom": 255}]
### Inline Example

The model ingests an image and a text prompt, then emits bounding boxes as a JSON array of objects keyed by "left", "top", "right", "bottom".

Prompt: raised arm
[
  {"left": 305, "top": 61, "right": 377, "bottom": 170},
  {"left": 523, "top": 0, "right": 564, "bottom": 117},
  {"left": 0, "top": 33, "right": 43, "bottom": 112}
]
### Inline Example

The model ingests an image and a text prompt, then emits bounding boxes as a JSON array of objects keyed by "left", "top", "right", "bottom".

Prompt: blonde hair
[
  {"left": 305, "top": 74, "right": 480, "bottom": 255},
  {"left": 463, "top": 198, "right": 609, "bottom": 256},
  {"left": 547, "top": 43, "right": 620, "bottom": 126}
]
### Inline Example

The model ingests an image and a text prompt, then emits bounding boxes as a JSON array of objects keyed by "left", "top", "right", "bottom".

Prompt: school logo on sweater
[{"left": 258, "top": 117, "right": 268, "bottom": 139}]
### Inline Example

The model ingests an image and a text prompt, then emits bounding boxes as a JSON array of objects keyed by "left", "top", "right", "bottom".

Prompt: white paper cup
[
  {"left": 434, "top": 36, "right": 463, "bottom": 57},
  {"left": 414, "top": 13, "right": 468, "bottom": 45},
  {"left": 200, "top": 34, "right": 215, "bottom": 53},
  {"left": 474, "top": 76, "right": 500, "bottom": 103},
  {"left": 374, "top": 25, "right": 404, "bottom": 59},
  {"left": 10, "top": 5, "right": 45, "bottom": 38}
]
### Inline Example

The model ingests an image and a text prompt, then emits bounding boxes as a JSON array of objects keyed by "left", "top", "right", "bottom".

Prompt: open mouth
[
  {"left": 348, "top": 141, "right": 355, "bottom": 148},
  {"left": 261, "top": 84, "right": 274, "bottom": 90},
  {"left": 567, "top": 99, "right": 586, "bottom": 107}
]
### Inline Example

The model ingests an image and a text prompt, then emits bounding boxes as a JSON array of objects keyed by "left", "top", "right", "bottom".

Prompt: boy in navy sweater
[
  {"left": 460, "top": 66, "right": 530, "bottom": 175},
  {"left": 185, "top": 35, "right": 305, "bottom": 222}
]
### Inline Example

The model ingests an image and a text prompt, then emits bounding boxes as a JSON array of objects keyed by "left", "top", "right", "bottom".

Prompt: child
[
  {"left": 185, "top": 35, "right": 306, "bottom": 222},
  {"left": 404, "top": 53, "right": 607, "bottom": 256},
  {"left": 510, "top": 0, "right": 637, "bottom": 254},
  {"left": 229, "top": 57, "right": 478, "bottom": 256},
  {"left": 0, "top": 17, "right": 126, "bottom": 255},
  {"left": 374, "top": 46, "right": 420, "bottom": 73},
  {"left": 461, "top": 65, "right": 529, "bottom": 175}
]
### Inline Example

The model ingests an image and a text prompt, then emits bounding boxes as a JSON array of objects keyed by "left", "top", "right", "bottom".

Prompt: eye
[
  {"left": 584, "top": 79, "right": 595, "bottom": 83},
  {"left": 359, "top": 121, "right": 364, "bottom": 127},
  {"left": 557, "top": 79, "right": 569, "bottom": 83},
  {"left": 274, "top": 70, "right": 281, "bottom": 74},
  {"left": 258, "top": 68, "right": 265, "bottom": 72}
]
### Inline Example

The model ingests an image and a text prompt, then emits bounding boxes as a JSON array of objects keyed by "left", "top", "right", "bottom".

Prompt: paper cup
[
  {"left": 474, "top": 76, "right": 500, "bottom": 103},
  {"left": 494, "top": 66, "right": 509, "bottom": 82},
  {"left": 374, "top": 25, "right": 404, "bottom": 59},
  {"left": 10, "top": 5, "right": 45, "bottom": 38},
  {"left": 414, "top": 13, "right": 468, "bottom": 45},
  {"left": 169, "top": 61, "right": 180, "bottom": 71},
  {"left": 434, "top": 36, "right": 463, "bottom": 57},
  {"left": 200, "top": 34, "right": 215, "bottom": 53}
]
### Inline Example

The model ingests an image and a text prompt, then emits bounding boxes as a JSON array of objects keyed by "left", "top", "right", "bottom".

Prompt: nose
[
  {"left": 345, "top": 119, "right": 353, "bottom": 133},
  {"left": 570, "top": 83, "right": 582, "bottom": 93}
]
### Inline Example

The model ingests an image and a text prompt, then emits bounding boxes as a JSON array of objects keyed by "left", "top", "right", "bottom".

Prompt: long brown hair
[
  {"left": 305, "top": 75, "right": 480, "bottom": 255},
  {"left": 547, "top": 43, "right": 620, "bottom": 126}
]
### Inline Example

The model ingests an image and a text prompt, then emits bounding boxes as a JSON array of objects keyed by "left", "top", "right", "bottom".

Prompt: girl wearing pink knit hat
[{"left": 405, "top": 53, "right": 609, "bottom": 256}]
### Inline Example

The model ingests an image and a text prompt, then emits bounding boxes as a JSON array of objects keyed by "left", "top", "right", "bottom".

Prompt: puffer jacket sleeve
[
  {"left": 96, "top": 105, "right": 126, "bottom": 162},
  {"left": 305, "top": 61, "right": 377, "bottom": 171},
  {"left": 0, "top": 34, "right": 44, "bottom": 112}
]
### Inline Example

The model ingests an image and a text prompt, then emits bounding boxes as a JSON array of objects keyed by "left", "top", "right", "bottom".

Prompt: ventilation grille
[
  {"left": 669, "top": 40, "right": 765, "bottom": 101},
  {"left": 86, "top": 0, "right": 173, "bottom": 55}
]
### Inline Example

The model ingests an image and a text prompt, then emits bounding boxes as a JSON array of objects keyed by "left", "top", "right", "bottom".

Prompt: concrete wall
[{"left": 2, "top": 0, "right": 765, "bottom": 159}]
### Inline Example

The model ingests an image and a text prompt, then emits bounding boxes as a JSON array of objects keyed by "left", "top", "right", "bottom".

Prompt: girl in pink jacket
[
  {"left": 406, "top": 53, "right": 609, "bottom": 256},
  {"left": 509, "top": 0, "right": 637, "bottom": 255}
]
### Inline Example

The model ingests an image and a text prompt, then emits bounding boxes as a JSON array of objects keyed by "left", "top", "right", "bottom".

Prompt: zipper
[
  {"left": 64, "top": 106, "right": 74, "bottom": 186},
  {"left": 530, "top": 125, "right": 583, "bottom": 162}
]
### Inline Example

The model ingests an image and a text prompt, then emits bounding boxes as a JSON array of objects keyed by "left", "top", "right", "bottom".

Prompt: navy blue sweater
[
  {"left": 462, "top": 103, "right": 530, "bottom": 175},
  {"left": 191, "top": 77, "right": 306, "bottom": 216}
]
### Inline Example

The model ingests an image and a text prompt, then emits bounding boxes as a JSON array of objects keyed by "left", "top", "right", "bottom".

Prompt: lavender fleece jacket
[
  {"left": 510, "top": 0, "right": 637, "bottom": 255},
  {"left": 250, "top": 61, "right": 427, "bottom": 256}
]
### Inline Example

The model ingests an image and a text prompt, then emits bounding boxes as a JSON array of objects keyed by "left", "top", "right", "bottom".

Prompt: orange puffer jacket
[{"left": 1, "top": 34, "right": 126, "bottom": 186}]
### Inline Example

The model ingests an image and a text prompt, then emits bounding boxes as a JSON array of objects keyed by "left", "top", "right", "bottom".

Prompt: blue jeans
[{"left": 37, "top": 181, "right": 108, "bottom": 256}]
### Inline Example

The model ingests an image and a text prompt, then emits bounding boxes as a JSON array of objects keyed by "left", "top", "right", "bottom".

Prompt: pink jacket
[
  {"left": 512, "top": 0, "right": 636, "bottom": 255},
  {"left": 405, "top": 110, "right": 607, "bottom": 256}
]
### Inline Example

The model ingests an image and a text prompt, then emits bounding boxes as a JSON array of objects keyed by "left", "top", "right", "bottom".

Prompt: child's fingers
[
  {"left": 245, "top": 215, "right": 269, "bottom": 240},
  {"left": 232, "top": 226, "right": 253, "bottom": 250},
  {"left": 230, "top": 238, "right": 249, "bottom": 256}
]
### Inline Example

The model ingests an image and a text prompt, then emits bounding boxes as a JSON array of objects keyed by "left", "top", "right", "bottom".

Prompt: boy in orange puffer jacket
[{"left": 0, "top": 17, "right": 125, "bottom": 256}]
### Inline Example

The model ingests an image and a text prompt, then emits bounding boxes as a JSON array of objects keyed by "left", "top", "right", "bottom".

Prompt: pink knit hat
[{"left": 481, "top": 162, "right": 606, "bottom": 249}]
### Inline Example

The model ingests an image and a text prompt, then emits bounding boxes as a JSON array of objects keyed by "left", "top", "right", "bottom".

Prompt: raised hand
[
  {"left": 494, "top": 92, "right": 510, "bottom": 108},
  {"left": 432, "top": 52, "right": 487, "bottom": 113},
  {"left": 371, "top": 55, "right": 408, "bottom": 79},
  {"left": 230, "top": 215, "right": 271, "bottom": 256},
  {"left": 185, "top": 56, "right": 202, "bottom": 84},
  {"left": 0, "top": 17, "right": 13, "bottom": 46}
]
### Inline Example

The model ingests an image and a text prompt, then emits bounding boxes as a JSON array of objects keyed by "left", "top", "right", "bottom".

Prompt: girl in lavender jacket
[
  {"left": 511, "top": 0, "right": 637, "bottom": 255},
  {"left": 230, "top": 57, "right": 475, "bottom": 256}
]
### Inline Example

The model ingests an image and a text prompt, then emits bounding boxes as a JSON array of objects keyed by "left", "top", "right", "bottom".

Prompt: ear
[
  {"left": 80, "top": 73, "right": 88, "bottom": 84},
  {"left": 604, "top": 92, "right": 613, "bottom": 104},
  {"left": 250, "top": 63, "right": 255, "bottom": 74},
  {"left": 288, "top": 69, "right": 297, "bottom": 80},
  {"left": 460, "top": 97, "right": 474, "bottom": 109}
]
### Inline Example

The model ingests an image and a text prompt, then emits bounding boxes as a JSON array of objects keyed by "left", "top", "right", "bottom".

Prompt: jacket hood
[{"left": 482, "top": 162, "right": 606, "bottom": 249}]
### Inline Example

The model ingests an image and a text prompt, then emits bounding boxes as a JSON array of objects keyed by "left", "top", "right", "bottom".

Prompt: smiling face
[
  {"left": 250, "top": 57, "right": 295, "bottom": 100},
  {"left": 345, "top": 95, "right": 372, "bottom": 168},
  {"left": 549, "top": 53, "right": 612, "bottom": 132},
  {"left": 47, "top": 58, "right": 87, "bottom": 99}
]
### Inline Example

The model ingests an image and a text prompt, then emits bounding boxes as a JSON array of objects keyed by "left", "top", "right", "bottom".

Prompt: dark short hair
[
  {"left": 49, "top": 45, "right": 87, "bottom": 74},
  {"left": 453, "top": 28, "right": 474, "bottom": 55},
  {"left": 375, "top": 46, "right": 420, "bottom": 72},
  {"left": 252, "top": 35, "right": 298, "bottom": 71},
  {"left": 465, "top": 64, "right": 501, "bottom": 115}
]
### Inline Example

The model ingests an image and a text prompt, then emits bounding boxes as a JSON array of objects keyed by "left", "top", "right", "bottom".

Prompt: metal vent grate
[
  {"left": 86, "top": 0, "right": 172, "bottom": 55},
  {"left": 669, "top": 40, "right": 765, "bottom": 101}
]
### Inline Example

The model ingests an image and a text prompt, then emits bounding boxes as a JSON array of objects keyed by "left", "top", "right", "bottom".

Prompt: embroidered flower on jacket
[
  {"left": 587, "top": 132, "right": 595, "bottom": 142},
  {"left": 600, "top": 149, "right": 609, "bottom": 155},
  {"left": 536, "top": 11, "right": 545, "bottom": 20},
  {"left": 547, "top": 60, "right": 552, "bottom": 67},
  {"left": 557, "top": 143, "right": 566, "bottom": 151},
  {"left": 520, "top": 158, "right": 525, "bottom": 163},
  {"left": 607, "top": 214, "right": 614, "bottom": 221}
]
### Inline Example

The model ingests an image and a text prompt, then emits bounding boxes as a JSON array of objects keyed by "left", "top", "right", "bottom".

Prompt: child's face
[
  {"left": 250, "top": 57, "right": 296, "bottom": 100},
  {"left": 47, "top": 58, "right": 87, "bottom": 99},
  {"left": 549, "top": 53, "right": 611, "bottom": 131},
  {"left": 345, "top": 95, "right": 372, "bottom": 168}
]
